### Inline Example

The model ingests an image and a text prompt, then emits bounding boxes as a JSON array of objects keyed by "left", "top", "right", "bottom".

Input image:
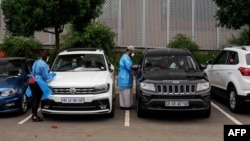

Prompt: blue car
[{"left": 0, "top": 57, "right": 34, "bottom": 114}]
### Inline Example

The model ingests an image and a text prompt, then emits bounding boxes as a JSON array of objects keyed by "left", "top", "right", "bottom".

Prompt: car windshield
[
  {"left": 0, "top": 59, "right": 23, "bottom": 77},
  {"left": 143, "top": 55, "right": 198, "bottom": 72},
  {"left": 51, "top": 54, "right": 107, "bottom": 72}
]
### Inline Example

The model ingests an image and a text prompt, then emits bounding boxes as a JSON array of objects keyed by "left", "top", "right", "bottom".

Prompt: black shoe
[{"left": 32, "top": 116, "right": 43, "bottom": 122}]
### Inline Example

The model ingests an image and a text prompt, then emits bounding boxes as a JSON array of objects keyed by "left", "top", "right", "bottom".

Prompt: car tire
[
  {"left": 19, "top": 94, "right": 28, "bottom": 114},
  {"left": 228, "top": 86, "right": 241, "bottom": 113}
]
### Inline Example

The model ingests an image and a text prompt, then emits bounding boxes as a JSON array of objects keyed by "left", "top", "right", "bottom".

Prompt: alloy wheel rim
[
  {"left": 229, "top": 92, "right": 236, "bottom": 109},
  {"left": 22, "top": 95, "right": 28, "bottom": 112}
]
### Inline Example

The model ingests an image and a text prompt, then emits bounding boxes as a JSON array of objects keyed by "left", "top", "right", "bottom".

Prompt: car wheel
[
  {"left": 228, "top": 86, "right": 241, "bottom": 113},
  {"left": 19, "top": 94, "right": 28, "bottom": 114},
  {"left": 137, "top": 100, "right": 145, "bottom": 118}
]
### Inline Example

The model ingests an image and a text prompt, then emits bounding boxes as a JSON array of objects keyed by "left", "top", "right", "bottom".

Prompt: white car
[
  {"left": 204, "top": 46, "right": 250, "bottom": 113},
  {"left": 41, "top": 48, "right": 115, "bottom": 118}
]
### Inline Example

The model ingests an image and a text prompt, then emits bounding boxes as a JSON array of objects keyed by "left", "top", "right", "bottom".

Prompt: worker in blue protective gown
[
  {"left": 117, "top": 45, "right": 135, "bottom": 110},
  {"left": 26, "top": 50, "right": 56, "bottom": 122}
]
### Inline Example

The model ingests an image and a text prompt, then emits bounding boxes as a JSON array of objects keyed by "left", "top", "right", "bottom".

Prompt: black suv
[{"left": 134, "top": 48, "right": 211, "bottom": 118}]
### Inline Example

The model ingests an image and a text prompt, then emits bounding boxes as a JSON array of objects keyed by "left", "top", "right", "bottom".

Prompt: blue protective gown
[
  {"left": 26, "top": 59, "right": 56, "bottom": 100},
  {"left": 117, "top": 54, "right": 133, "bottom": 90}
]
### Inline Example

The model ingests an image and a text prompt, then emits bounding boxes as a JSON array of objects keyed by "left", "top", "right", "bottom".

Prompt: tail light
[{"left": 238, "top": 67, "right": 250, "bottom": 76}]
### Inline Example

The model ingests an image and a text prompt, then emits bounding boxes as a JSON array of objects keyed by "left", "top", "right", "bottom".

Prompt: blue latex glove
[{"left": 50, "top": 72, "right": 56, "bottom": 77}]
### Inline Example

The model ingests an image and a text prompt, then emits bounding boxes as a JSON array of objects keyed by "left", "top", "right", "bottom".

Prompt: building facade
[{"left": 0, "top": 0, "right": 241, "bottom": 49}]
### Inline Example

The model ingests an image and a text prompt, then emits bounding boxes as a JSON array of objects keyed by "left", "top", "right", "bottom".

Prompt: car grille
[
  {"left": 156, "top": 84, "right": 196, "bottom": 95},
  {"left": 52, "top": 88, "right": 103, "bottom": 95}
]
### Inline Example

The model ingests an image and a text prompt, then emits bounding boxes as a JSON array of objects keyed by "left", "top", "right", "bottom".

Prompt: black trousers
[{"left": 29, "top": 82, "right": 43, "bottom": 116}]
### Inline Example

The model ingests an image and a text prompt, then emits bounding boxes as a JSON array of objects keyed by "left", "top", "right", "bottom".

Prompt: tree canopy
[
  {"left": 213, "top": 0, "right": 250, "bottom": 44},
  {"left": 1, "top": 0, "right": 105, "bottom": 57},
  {"left": 167, "top": 33, "right": 199, "bottom": 52},
  {"left": 61, "top": 21, "right": 116, "bottom": 57},
  {"left": 0, "top": 36, "right": 42, "bottom": 58}
]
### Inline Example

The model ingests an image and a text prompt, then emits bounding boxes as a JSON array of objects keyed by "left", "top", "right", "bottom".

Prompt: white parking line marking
[
  {"left": 18, "top": 102, "right": 242, "bottom": 126},
  {"left": 124, "top": 110, "right": 130, "bottom": 127},
  {"left": 212, "top": 101, "right": 243, "bottom": 125},
  {"left": 17, "top": 108, "right": 41, "bottom": 124},
  {"left": 18, "top": 114, "right": 32, "bottom": 124}
]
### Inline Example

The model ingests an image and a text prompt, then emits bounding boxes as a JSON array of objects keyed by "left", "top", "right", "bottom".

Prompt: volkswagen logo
[{"left": 69, "top": 88, "right": 76, "bottom": 94}]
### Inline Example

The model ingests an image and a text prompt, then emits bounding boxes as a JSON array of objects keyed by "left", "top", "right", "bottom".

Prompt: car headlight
[
  {"left": 94, "top": 84, "right": 110, "bottom": 93},
  {"left": 1, "top": 88, "right": 18, "bottom": 97},
  {"left": 196, "top": 82, "right": 210, "bottom": 91},
  {"left": 140, "top": 82, "right": 156, "bottom": 91}
]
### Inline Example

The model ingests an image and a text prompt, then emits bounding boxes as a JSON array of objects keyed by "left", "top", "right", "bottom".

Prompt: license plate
[
  {"left": 165, "top": 100, "right": 189, "bottom": 107},
  {"left": 61, "top": 97, "right": 84, "bottom": 103}
]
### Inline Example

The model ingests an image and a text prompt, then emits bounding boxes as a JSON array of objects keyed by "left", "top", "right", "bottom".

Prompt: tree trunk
[{"left": 53, "top": 27, "right": 60, "bottom": 60}]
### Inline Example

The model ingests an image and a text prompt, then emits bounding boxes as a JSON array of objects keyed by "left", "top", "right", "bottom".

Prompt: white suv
[
  {"left": 204, "top": 46, "right": 250, "bottom": 113},
  {"left": 41, "top": 48, "right": 115, "bottom": 118}
]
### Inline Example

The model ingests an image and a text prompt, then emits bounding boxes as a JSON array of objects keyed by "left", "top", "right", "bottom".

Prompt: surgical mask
[
  {"left": 131, "top": 53, "right": 135, "bottom": 57},
  {"left": 72, "top": 62, "right": 77, "bottom": 67},
  {"left": 179, "top": 61, "right": 184, "bottom": 65}
]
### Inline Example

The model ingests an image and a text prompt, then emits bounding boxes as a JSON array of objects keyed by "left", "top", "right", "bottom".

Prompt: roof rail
[
  {"left": 241, "top": 47, "right": 246, "bottom": 50},
  {"left": 64, "top": 48, "right": 100, "bottom": 52},
  {"left": 230, "top": 46, "right": 249, "bottom": 51}
]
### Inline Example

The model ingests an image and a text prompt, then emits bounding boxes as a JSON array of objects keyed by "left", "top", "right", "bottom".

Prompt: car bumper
[
  {"left": 137, "top": 90, "right": 211, "bottom": 112},
  {"left": 41, "top": 93, "right": 113, "bottom": 115},
  {"left": 0, "top": 96, "right": 21, "bottom": 113},
  {"left": 238, "top": 95, "right": 250, "bottom": 104}
]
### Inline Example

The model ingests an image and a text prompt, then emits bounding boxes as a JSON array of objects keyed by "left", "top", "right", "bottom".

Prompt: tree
[
  {"left": 1, "top": 0, "right": 105, "bottom": 58},
  {"left": 167, "top": 33, "right": 199, "bottom": 52},
  {"left": 228, "top": 28, "right": 249, "bottom": 45},
  {"left": 0, "top": 36, "right": 42, "bottom": 58},
  {"left": 60, "top": 21, "right": 116, "bottom": 57},
  {"left": 213, "top": 0, "right": 250, "bottom": 44}
]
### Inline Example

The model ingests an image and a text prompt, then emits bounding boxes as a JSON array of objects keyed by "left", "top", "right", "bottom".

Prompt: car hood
[
  {"left": 142, "top": 69, "right": 204, "bottom": 80},
  {"left": 48, "top": 71, "right": 109, "bottom": 87},
  {"left": 0, "top": 76, "right": 21, "bottom": 91}
]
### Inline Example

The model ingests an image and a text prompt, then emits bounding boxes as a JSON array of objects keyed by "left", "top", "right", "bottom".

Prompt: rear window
[{"left": 246, "top": 54, "right": 250, "bottom": 65}]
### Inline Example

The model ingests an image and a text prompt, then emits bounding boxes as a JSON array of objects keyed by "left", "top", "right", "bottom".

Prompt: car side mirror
[
  {"left": 109, "top": 64, "right": 114, "bottom": 72},
  {"left": 206, "top": 60, "right": 213, "bottom": 64},
  {"left": 132, "top": 64, "right": 140, "bottom": 70},
  {"left": 199, "top": 64, "right": 206, "bottom": 70}
]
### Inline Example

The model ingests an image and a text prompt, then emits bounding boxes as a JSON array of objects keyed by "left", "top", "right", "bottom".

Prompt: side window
[
  {"left": 227, "top": 51, "right": 238, "bottom": 65},
  {"left": 214, "top": 51, "right": 229, "bottom": 64},
  {"left": 246, "top": 54, "right": 250, "bottom": 65},
  {"left": 137, "top": 56, "right": 144, "bottom": 71}
]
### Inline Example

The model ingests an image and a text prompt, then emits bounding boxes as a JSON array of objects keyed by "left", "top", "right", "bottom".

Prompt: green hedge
[{"left": 0, "top": 35, "right": 42, "bottom": 58}]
